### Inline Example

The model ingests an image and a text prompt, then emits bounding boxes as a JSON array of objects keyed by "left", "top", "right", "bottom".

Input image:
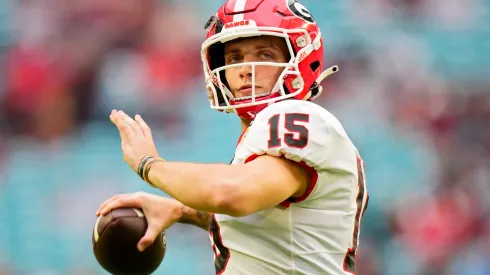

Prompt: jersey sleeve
[{"left": 238, "top": 100, "right": 349, "bottom": 207}]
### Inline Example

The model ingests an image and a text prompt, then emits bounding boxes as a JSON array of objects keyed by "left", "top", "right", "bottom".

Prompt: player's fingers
[
  {"left": 118, "top": 110, "right": 143, "bottom": 137},
  {"left": 96, "top": 194, "right": 124, "bottom": 216},
  {"left": 135, "top": 114, "right": 152, "bottom": 138},
  {"left": 137, "top": 226, "right": 160, "bottom": 252},
  {"left": 98, "top": 195, "right": 142, "bottom": 216},
  {"left": 97, "top": 192, "right": 148, "bottom": 215},
  {"left": 110, "top": 110, "right": 133, "bottom": 141},
  {"left": 98, "top": 193, "right": 128, "bottom": 208}
]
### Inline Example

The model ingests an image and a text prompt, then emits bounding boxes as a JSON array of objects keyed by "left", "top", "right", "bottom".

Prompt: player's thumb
[{"left": 137, "top": 226, "right": 159, "bottom": 252}]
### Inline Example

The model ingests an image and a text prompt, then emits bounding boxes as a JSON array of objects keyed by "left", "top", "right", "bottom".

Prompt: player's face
[{"left": 224, "top": 36, "right": 289, "bottom": 98}]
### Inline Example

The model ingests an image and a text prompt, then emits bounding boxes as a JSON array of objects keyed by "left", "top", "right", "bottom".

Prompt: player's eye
[
  {"left": 227, "top": 55, "right": 242, "bottom": 64},
  {"left": 261, "top": 52, "right": 274, "bottom": 60},
  {"left": 262, "top": 53, "right": 274, "bottom": 59}
]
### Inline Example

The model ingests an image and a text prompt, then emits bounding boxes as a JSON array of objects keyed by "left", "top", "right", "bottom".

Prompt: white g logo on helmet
[{"left": 286, "top": 0, "right": 315, "bottom": 23}]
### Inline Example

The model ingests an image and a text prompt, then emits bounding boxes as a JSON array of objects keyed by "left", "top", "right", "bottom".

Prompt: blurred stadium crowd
[{"left": 0, "top": 0, "right": 489, "bottom": 274}]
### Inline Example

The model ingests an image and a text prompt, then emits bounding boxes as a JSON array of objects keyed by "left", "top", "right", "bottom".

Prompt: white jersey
[{"left": 209, "top": 100, "right": 369, "bottom": 275}]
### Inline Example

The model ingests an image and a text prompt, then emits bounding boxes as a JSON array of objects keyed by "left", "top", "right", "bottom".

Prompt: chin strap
[{"left": 309, "top": 65, "right": 339, "bottom": 100}]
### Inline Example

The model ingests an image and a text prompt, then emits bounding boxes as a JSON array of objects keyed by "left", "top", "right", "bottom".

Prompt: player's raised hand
[
  {"left": 110, "top": 110, "right": 159, "bottom": 173},
  {"left": 96, "top": 192, "right": 182, "bottom": 252}
]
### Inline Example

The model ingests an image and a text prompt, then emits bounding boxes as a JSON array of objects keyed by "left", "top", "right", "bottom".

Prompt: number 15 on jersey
[{"left": 268, "top": 113, "right": 310, "bottom": 149}]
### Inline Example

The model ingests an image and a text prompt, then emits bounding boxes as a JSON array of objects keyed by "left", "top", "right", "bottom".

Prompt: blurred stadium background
[{"left": 0, "top": 0, "right": 489, "bottom": 274}]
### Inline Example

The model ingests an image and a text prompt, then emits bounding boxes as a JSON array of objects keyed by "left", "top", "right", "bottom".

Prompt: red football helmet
[{"left": 201, "top": 0, "right": 338, "bottom": 120}]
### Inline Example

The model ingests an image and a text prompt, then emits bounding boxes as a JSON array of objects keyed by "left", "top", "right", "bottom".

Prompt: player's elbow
[
  {"left": 214, "top": 195, "right": 251, "bottom": 217},
  {"left": 213, "top": 178, "right": 254, "bottom": 217}
]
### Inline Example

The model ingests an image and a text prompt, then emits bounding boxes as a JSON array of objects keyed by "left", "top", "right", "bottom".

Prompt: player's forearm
[
  {"left": 178, "top": 204, "right": 213, "bottom": 231},
  {"left": 148, "top": 161, "right": 245, "bottom": 215}
]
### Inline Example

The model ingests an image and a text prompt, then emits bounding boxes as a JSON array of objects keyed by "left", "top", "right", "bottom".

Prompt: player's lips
[{"left": 238, "top": 85, "right": 261, "bottom": 95}]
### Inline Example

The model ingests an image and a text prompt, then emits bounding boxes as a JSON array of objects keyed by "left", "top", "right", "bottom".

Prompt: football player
[{"left": 97, "top": 0, "right": 369, "bottom": 274}]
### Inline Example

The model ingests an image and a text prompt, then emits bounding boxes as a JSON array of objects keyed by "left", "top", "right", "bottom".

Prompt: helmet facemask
[{"left": 202, "top": 24, "right": 316, "bottom": 114}]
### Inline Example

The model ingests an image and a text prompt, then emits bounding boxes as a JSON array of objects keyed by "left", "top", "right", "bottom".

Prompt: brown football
[{"left": 92, "top": 208, "right": 166, "bottom": 275}]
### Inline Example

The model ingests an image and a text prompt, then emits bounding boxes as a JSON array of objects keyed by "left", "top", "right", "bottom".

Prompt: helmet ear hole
[{"left": 310, "top": 60, "right": 320, "bottom": 73}]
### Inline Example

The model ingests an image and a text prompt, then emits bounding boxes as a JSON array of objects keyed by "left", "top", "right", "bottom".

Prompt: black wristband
[{"left": 137, "top": 156, "right": 154, "bottom": 179}]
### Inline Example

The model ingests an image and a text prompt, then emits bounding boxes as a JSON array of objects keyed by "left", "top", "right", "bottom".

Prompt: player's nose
[{"left": 239, "top": 62, "right": 253, "bottom": 79}]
